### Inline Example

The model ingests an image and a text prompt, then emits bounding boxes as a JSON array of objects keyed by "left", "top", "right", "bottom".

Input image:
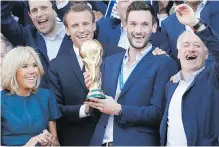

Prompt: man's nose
[
  {"left": 37, "top": 9, "right": 44, "bottom": 17},
  {"left": 78, "top": 24, "right": 85, "bottom": 33},
  {"left": 135, "top": 25, "right": 142, "bottom": 33},
  {"left": 187, "top": 45, "right": 196, "bottom": 52}
]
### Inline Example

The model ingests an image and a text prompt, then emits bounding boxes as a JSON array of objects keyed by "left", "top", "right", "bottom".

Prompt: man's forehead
[
  {"left": 66, "top": 11, "right": 93, "bottom": 23},
  {"left": 29, "top": 0, "right": 51, "bottom": 8},
  {"left": 118, "top": 0, "right": 142, "bottom": 2},
  {"left": 180, "top": 32, "right": 203, "bottom": 43},
  {"left": 127, "top": 10, "right": 152, "bottom": 21},
  {"left": 117, "top": 0, "right": 137, "bottom": 4}
]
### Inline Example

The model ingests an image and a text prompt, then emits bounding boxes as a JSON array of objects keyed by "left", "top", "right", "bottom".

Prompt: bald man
[{"left": 160, "top": 4, "right": 219, "bottom": 146}]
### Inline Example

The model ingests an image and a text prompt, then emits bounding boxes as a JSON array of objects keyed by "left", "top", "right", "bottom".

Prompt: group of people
[{"left": 1, "top": 0, "right": 219, "bottom": 146}]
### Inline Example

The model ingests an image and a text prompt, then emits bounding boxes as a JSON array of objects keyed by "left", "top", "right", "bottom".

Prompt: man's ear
[
  {"left": 93, "top": 22, "right": 96, "bottom": 32},
  {"left": 205, "top": 49, "right": 209, "bottom": 60},
  {"left": 152, "top": 23, "right": 157, "bottom": 33},
  {"left": 28, "top": 11, "right": 32, "bottom": 18},
  {"left": 66, "top": 27, "right": 70, "bottom": 36}
]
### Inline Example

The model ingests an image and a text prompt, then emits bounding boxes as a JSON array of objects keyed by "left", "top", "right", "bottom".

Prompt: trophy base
[{"left": 86, "top": 89, "right": 105, "bottom": 100}]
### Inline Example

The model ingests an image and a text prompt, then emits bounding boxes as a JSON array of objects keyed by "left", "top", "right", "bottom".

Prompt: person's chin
[
  {"left": 38, "top": 28, "right": 50, "bottom": 34},
  {"left": 133, "top": 44, "right": 144, "bottom": 50}
]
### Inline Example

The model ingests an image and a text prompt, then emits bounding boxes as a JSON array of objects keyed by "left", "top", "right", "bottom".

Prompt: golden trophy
[{"left": 80, "top": 39, "right": 105, "bottom": 100}]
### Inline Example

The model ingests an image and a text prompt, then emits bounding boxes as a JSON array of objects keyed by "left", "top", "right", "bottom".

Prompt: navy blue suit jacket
[
  {"left": 48, "top": 45, "right": 124, "bottom": 146},
  {"left": 161, "top": 1, "right": 219, "bottom": 65},
  {"left": 1, "top": 1, "right": 73, "bottom": 88},
  {"left": 90, "top": 47, "right": 178, "bottom": 146},
  {"left": 160, "top": 26, "right": 219, "bottom": 146},
  {"left": 97, "top": 17, "right": 170, "bottom": 51}
]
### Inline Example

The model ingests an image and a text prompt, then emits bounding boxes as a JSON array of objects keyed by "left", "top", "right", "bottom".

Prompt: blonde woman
[{"left": 1, "top": 46, "right": 61, "bottom": 146}]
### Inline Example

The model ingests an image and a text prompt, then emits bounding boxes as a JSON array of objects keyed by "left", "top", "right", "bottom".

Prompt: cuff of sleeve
[
  {"left": 57, "top": 0, "right": 69, "bottom": 9},
  {"left": 79, "top": 104, "right": 90, "bottom": 118}
]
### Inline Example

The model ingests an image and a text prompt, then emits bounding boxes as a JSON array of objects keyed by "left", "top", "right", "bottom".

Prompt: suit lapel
[
  {"left": 57, "top": 35, "right": 73, "bottom": 56},
  {"left": 118, "top": 50, "right": 154, "bottom": 98},
  {"left": 160, "top": 82, "right": 179, "bottom": 145},
  {"left": 107, "top": 52, "right": 125, "bottom": 98},
  {"left": 68, "top": 49, "right": 88, "bottom": 91},
  {"left": 36, "top": 33, "right": 49, "bottom": 62},
  {"left": 200, "top": 2, "right": 210, "bottom": 24}
]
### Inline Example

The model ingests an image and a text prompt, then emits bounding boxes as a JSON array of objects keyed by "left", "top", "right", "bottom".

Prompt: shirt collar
[
  {"left": 174, "top": 66, "right": 205, "bottom": 83},
  {"left": 123, "top": 44, "right": 152, "bottom": 65},
  {"left": 39, "top": 22, "right": 65, "bottom": 40},
  {"left": 120, "top": 23, "right": 125, "bottom": 33},
  {"left": 73, "top": 45, "right": 81, "bottom": 58}
]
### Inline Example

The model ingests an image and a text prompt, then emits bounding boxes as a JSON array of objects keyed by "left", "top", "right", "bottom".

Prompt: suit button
[
  {"left": 104, "top": 125, "right": 107, "bottom": 128},
  {"left": 189, "top": 140, "right": 192, "bottom": 143},
  {"left": 184, "top": 123, "right": 187, "bottom": 126}
]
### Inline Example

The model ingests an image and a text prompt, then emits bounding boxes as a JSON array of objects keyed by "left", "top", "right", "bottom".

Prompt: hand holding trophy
[{"left": 80, "top": 39, "right": 105, "bottom": 100}]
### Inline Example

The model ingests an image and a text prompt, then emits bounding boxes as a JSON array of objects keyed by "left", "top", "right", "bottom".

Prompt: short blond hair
[
  {"left": 1, "top": 46, "right": 44, "bottom": 95},
  {"left": 177, "top": 31, "right": 207, "bottom": 51}
]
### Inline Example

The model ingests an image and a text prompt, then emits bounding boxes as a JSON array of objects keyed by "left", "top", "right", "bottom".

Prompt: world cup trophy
[{"left": 80, "top": 39, "right": 105, "bottom": 100}]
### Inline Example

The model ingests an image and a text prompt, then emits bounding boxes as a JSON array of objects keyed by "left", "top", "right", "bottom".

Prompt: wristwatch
[{"left": 192, "top": 19, "right": 204, "bottom": 31}]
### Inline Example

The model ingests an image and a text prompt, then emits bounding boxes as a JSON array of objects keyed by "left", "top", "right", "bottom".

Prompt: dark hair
[
  {"left": 27, "top": 0, "right": 57, "bottom": 12},
  {"left": 126, "top": 1, "right": 156, "bottom": 24},
  {"left": 63, "top": 2, "right": 95, "bottom": 27}
]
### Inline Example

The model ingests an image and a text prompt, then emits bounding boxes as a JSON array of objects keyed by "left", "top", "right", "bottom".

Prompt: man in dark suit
[
  {"left": 161, "top": 0, "right": 219, "bottom": 66},
  {"left": 48, "top": 3, "right": 124, "bottom": 146},
  {"left": 1, "top": 0, "right": 73, "bottom": 87},
  {"left": 160, "top": 4, "right": 219, "bottom": 146},
  {"left": 84, "top": 1, "right": 178, "bottom": 146},
  {"left": 97, "top": 0, "right": 170, "bottom": 51}
]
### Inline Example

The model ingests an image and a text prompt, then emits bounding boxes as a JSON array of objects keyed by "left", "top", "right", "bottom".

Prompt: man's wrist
[
  {"left": 192, "top": 18, "right": 206, "bottom": 32},
  {"left": 190, "top": 18, "right": 199, "bottom": 28},
  {"left": 115, "top": 104, "right": 122, "bottom": 116}
]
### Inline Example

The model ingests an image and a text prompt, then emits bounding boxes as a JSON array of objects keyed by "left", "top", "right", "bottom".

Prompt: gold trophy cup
[{"left": 80, "top": 39, "right": 105, "bottom": 100}]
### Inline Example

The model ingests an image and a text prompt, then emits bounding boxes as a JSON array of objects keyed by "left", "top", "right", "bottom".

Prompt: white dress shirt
[
  {"left": 40, "top": 22, "right": 65, "bottom": 61},
  {"left": 73, "top": 45, "right": 83, "bottom": 70},
  {"left": 166, "top": 66, "right": 205, "bottom": 146},
  {"left": 102, "top": 44, "right": 153, "bottom": 144},
  {"left": 73, "top": 45, "right": 90, "bottom": 118},
  {"left": 185, "top": 0, "right": 207, "bottom": 32},
  {"left": 118, "top": 25, "right": 130, "bottom": 50}
]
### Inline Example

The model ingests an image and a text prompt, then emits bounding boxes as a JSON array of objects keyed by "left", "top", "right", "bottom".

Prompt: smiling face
[
  {"left": 28, "top": 0, "right": 57, "bottom": 36},
  {"left": 125, "top": 10, "right": 157, "bottom": 50},
  {"left": 16, "top": 55, "right": 40, "bottom": 95},
  {"left": 177, "top": 31, "right": 208, "bottom": 72},
  {"left": 65, "top": 10, "right": 96, "bottom": 49}
]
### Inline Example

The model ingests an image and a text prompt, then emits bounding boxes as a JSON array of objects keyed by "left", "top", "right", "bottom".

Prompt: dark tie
[{"left": 82, "top": 65, "right": 85, "bottom": 73}]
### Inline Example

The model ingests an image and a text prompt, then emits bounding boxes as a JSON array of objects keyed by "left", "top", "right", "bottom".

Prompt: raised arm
[{"left": 1, "top": 1, "right": 29, "bottom": 46}]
